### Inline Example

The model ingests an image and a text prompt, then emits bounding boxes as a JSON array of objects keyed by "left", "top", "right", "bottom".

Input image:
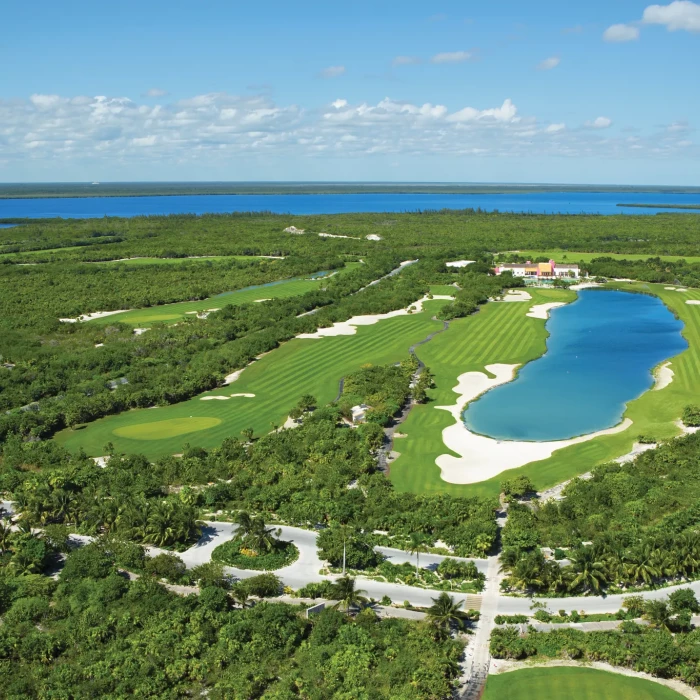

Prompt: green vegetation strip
[
  {"left": 56, "top": 300, "right": 451, "bottom": 457},
  {"left": 516, "top": 250, "right": 700, "bottom": 264},
  {"left": 87, "top": 263, "right": 360, "bottom": 327},
  {"left": 391, "top": 284, "right": 700, "bottom": 497},
  {"left": 211, "top": 539, "right": 299, "bottom": 571},
  {"left": 482, "top": 667, "right": 684, "bottom": 700},
  {"left": 93, "top": 256, "right": 272, "bottom": 266}
]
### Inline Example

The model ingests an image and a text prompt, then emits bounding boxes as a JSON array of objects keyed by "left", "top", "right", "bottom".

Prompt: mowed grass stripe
[
  {"left": 482, "top": 667, "right": 685, "bottom": 700},
  {"left": 56, "top": 302, "right": 450, "bottom": 458}
]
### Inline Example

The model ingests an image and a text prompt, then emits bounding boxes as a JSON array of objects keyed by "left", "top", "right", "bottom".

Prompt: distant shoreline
[
  {"left": 617, "top": 203, "right": 700, "bottom": 211},
  {"left": 2, "top": 182, "right": 700, "bottom": 199}
]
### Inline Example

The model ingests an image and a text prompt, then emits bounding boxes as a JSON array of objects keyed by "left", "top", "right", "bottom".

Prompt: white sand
[
  {"left": 296, "top": 295, "right": 453, "bottom": 339},
  {"left": 526, "top": 302, "right": 567, "bottom": 320},
  {"left": 254, "top": 298, "right": 271, "bottom": 303},
  {"left": 491, "top": 289, "right": 532, "bottom": 303},
  {"left": 615, "top": 441, "right": 657, "bottom": 464},
  {"left": 94, "top": 343, "right": 104, "bottom": 348},
  {"left": 60, "top": 309, "right": 130, "bottom": 323},
  {"left": 570, "top": 282, "right": 601, "bottom": 291},
  {"left": 223, "top": 369, "right": 245, "bottom": 385},
  {"left": 92, "top": 456, "right": 110, "bottom": 468},
  {"left": 318, "top": 232, "right": 361, "bottom": 240},
  {"left": 133, "top": 328, "right": 149, "bottom": 335},
  {"left": 201, "top": 396, "right": 230, "bottom": 401},
  {"left": 686, "top": 300, "right": 700, "bottom": 305},
  {"left": 435, "top": 363, "right": 633, "bottom": 484},
  {"left": 654, "top": 361, "right": 674, "bottom": 390},
  {"left": 446, "top": 260, "right": 475, "bottom": 268},
  {"left": 230, "top": 393, "right": 255, "bottom": 398},
  {"left": 366, "top": 234, "right": 382, "bottom": 241},
  {"left": 665, "top": 286, "right": 677, "bottom": 290},
  {"left": 676, "top": 419, "right": 700, "bottom": 435},
  {"left": 612, "top": 277, "right": 634, "bottom": 282},
  {"left": 284, "top": 226, "right": 305, "bottom": 234},
  {"left": 677, "top": 288, "right": 689, "bottom": 292}
]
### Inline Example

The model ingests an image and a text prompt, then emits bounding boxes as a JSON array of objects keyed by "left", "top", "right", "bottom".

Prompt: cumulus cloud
[
  {"left": 431, "top": 51, "right": 473, "bottom": 64},
  {"left": 392, "top": 55, "right": 421, "bottom": 66},
  {"left": 643, "top": 1, "right": 700, "bottom": 31},
  {"left": 143, "top": 88, "right": 169, "bottom": 97},
  {"left": 537, "top": 56, "right": 560, "bottom": 70},
  {"left": 319, "top": 65, "right": 346, "bottom": 78},
  {"left": 0, "top": 91, "right": 691, "bottom": 174},
  {"left": 585, "top": 116, "right": 613, "bottom": 128},
  {"left": 603, "top": 23, "right": 640, "bottom": 41}
]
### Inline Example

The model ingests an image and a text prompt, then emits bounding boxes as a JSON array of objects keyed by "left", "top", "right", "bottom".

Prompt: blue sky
[{"left": 1, "top": 0, "right": 698, "bottom": 184}]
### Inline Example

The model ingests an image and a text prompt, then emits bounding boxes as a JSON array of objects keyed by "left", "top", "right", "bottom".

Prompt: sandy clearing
[
  {"left": 446, "top": 260, "right": 475, "bottom": 268},
  {"left": 676, "top": 419, "right": 700, "bottom": 435},
  {"left": 435, "top": 363, "right": 633, "bottom": 484},
  {"left": 295, "top": 294, "right": 454, "bottom": 339},
  {"left": 366, "top": 234, "right": 382, "bottom": 241},
  {"left": 284, "top": 226, "right": 305, "bottom": 234},
  {"left": 318, "top": 232, "right": 361, "bottom": 240},
  {"left": 60, "top": 309, "right": 130, "bottom": 323},
  {"left": 526, "top": 302, "right": 567, "bottom": 320},
  {"left": 92, "top": 456, "right": 110, "bottom": 468},
  {"left": 489, "top": 659, "right": 700, "bottom": 699},
  {"left": 615, "top": 441, "right": 657, "bottom": 465},
  {"left": 94, "top": 343, "right": 104, "bottom": 348},
  {"left": 686, "top": 300, "right": 700, "bottom": 305},
  {"left": 654, "top": 361, "right": 674, "bottom": 390},
  {"left": 133, "top": 328, "right": 149, "bottom": 335},
  {"left": 491, "top": 289, "right": 532, "bottom": 302}
]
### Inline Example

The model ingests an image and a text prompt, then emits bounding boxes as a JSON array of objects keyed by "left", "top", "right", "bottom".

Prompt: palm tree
[
  {"left": 0, "top": 520, "right": 13, "bottom": 553},
  {"left": 332, "top": 576, "right": 368, "bottom": 613},
  {"left": 643, "top": 600, "right": 673, "bottom": 631},
  {"left": 237, "top": 512, "right": 281, "bottom": 554},
  {"left": 567, "top": 547, "right": 608, "bottom": 593},
  {"left": 427, "top": 592, "right": 467, "bottom": 636},
  {"left": 408, "top": 532, "right": 428, "bottom": 577},
  {"left": 623, "top": 545, "right": 660, "bottom": 586}
]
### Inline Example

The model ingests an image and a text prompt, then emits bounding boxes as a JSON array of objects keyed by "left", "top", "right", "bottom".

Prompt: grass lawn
[
  {"left": 56, "top": 300, "right": 452, "bottom": 458},
  {"left": 87, "top": 263, "right": 361, "bottom": 327},
  {"left": 482, "top": 667, "right": 684, "bottom": 700},
  {"left": 390, "top": 283, "right": 700, "bottom": 498},
  {"left": 514, "top": 249, "right": 700, "bottom": 264}
]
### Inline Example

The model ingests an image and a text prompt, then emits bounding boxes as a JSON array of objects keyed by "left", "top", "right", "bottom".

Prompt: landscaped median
[{"left": 212, "top": 538, "right": 299, "bottom": 571}]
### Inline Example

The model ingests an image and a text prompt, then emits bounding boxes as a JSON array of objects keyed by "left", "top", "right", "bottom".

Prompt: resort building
[{"left": 494, "top": 260, "right": 579, "bottom": 280}]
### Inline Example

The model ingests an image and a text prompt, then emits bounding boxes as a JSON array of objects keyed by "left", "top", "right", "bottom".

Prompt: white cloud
[
  {"left": 537, "top": 56, "right": 561, "bottom": 70},
  {"left": 144, "top": 88, "right": 169, "bottom": 97},
  {"left": 585, "top": 116, "right": 613, "bottom": 128},
  {"left": 643, "top": 1, "right": 700, "bottom": 31},
  {"left": 431, "top": 51, "right": 473, "bottom": 64},
  {"left": 603, "top": 23, "right": 640, "bottom": 41},
  {"left": 0, "top": 91, "right": 691, "bottom": 175},
  {"left": 319, "top": 65, "right": 346, "bottom": 78},
  {"left": 392, "top": 55, "right": 421, "bottom": 66}
]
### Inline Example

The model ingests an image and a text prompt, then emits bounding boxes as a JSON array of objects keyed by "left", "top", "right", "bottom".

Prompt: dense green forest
[{"left": 500, "top": 432, "right": 700, "bottom": 595}]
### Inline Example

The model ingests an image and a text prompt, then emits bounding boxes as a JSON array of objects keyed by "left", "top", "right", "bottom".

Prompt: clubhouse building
[{"left": 494, "top": 260, "right": 580, "bottom": 280}]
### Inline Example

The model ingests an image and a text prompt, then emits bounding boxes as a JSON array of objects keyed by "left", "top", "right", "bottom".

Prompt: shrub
[
  {"left": 242, "top": 573, "right": 282, "bottom": 598},
  {"left": 668, "top": 588, "right": 700, "bottom": 614},
  {"left": 212, "top": 539, "right": 298, "bottom": 571},
  {"left": 60, "top": 544, "right": 114, "bottom": 582},
  {"left": 682, "top": 405, "right": 700, "bottom": 427},
  {"left": 4, "top": 596, "right": 50, "bottom": 625},
  {"left": 145, "top": 553, "right": 188, "bottom": 583}
]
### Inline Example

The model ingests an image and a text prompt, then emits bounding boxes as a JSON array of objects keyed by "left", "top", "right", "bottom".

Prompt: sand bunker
[
  {"left": 665, "top": 287, "right": 677, "bottom": 290},
  {"left": 446, "top": 260, "right": 475, "bottom": 268},
  {"left": 201, "top": 392, "right": 255, "bottom": 401},
  {"left": 230, "top": 393, "right": 255, "bottom": 398},
  {"left": 527, "top": 302, "right": 567, "bottom": 320},
  {"left": 366, "top": 234, "right": 382, "bottom": 241},
  {"left": 435, "top": 363, "right": 633, "bottom": 484},
  {"left": 492, "top": 289, "right": 532, "bottom": 303},
  {"left": 60, "top": 309, "right": 130, "bottom": 323},
  {"left": 296, "top": 294, "right": 454, "bottom": 339},
  {"left": 654, "top": 361, "right": 674, "bottom": 390},
  {"left": 254, "top": 299, "right": 271, "bottom": 303},
  {"left": 686, "top": 300, "right": 700, "bottom": 305},
  {"left": 570, "top": 282, "right": 601, "bottom": 291},
  {"left": 677, "top": 288, "right": 689, "bottom": 292}
]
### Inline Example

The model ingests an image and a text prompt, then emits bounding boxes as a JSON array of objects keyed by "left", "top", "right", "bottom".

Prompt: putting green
[
  {"left": 56, "top": 299, "right": 453, "bottom": 458},
  {"left": 390, "top": 282, "right": 700, "bottom": 498},
  {"left": 112, "top": 417, "right": 221, "bottom": 440},
  {"left": 482, "top": 667, "right": 684, "bottom": 700}
]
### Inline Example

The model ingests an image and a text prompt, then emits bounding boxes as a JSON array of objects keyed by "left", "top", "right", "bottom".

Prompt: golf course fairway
[{"left": 482, "top": 667, "right": 685, "bottom": 700}]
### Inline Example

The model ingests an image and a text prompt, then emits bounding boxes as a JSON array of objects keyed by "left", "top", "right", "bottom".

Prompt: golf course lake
[{"left": 463, "top": 289, "right": 688, "bottom": 442}]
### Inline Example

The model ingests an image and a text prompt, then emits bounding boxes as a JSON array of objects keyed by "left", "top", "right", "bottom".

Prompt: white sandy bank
[
  {"left": 435, "top": 363, "right": 632, "bottom": 484},
  {"left": 654, "top": 361, "right": 674, "bottom": 390},
  {"left": 446, "top": 260, "right": 475, "bottom": 268},
  {"left": 527, "top": 302, "right": 567, "bottom": 320},
  {"left": 318, "top": 232, "right": 361, "bottom": 240},
  {"left": 492, "top": 289, "right": 532, "bottom": 302},
  {"left": 295, "top": 294, "right": 454, "bottom": 339},
  {"left": 687, "top": 300, "right": 700, "bottom": 305},
  {"left": 201, "top": 393, "right": 255, "bottom": 401},
  {"left": 60, "top": 309, "right": 130, "bottom": 323}
]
